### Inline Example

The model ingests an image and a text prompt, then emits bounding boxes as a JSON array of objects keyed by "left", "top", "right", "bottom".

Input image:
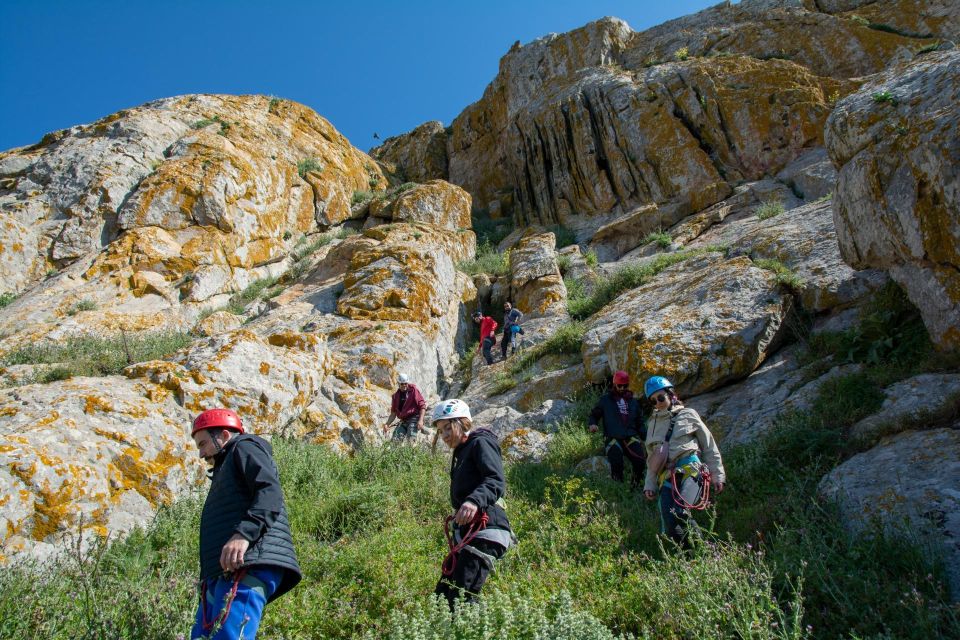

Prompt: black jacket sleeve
[
  {"left": 589, "top": 400, "right": 603, "bottom": 425},
  {"left": 232, "top": 439, "right": 283, "bottom": 542},
  {"left": 463, "top": 438, "right": 506, "bottom": 510}
]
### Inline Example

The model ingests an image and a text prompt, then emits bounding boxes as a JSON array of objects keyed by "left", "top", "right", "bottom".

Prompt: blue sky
[{"left": 0, "top": 1, "right": 717, "bottom": 153}]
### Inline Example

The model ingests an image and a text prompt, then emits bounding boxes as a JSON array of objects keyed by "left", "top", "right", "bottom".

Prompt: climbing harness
[
  {"left": 198, "top": 569, "right": 247, "bottom": 635},
  {"left": 441, "top": 511, "right": 489, "bottom": 576},
  {"left": 605, "top": 436, "right": 646, "bottom": 461},
  {"left": 670, "top": 460, "right": 712, "bottom": 511}
]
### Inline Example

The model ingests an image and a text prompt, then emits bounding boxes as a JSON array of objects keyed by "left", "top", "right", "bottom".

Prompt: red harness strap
[
  {"left": 671, "top": 464, "right": 713, "bottom": 510},
  {"left": 442, "top": 512, "right": 489, "bottom": 577},
  {"left": 199, "top": 569, "right": 247, "bottom": 634}
]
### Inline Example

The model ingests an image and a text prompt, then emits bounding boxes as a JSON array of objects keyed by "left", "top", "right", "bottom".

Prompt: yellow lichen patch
[
  {"left": 267, "top": 331, "right": 321, "bottom": 352},
  {"left": 32, "top": 411, "right": 60, "bottom": 430},
  {"left": 501, "top": 428, "right": 531, "bottom": 451},
  {"left": 93, "top": 427, "right": 134, "bottom": 447},
  {"left": 83, "top": 395, "right": 115, "bottom": 415},
  {"left": 0, "top": 406, "right": 17, "bottom": 417},
  {"left": 259, "top": 362, "right": 271, "bottom": 376},
  {"left": 31, "top": 478, "right": 82, "bottom": 541},
  {"left": 112, "top": 445, "right": 178, "bottom": 506}
]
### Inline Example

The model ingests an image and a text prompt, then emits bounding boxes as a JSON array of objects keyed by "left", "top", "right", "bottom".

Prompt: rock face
[
  {"left": 826, "top": 50, "right": 960, "bottom": 349},
  {"left": 446, "top": 1, "right": 934, "bottom": 232},
  {"left": 0, "top": 95, "right": 383, "bottom": 299},
  {"left": 0, "top": 376, "right": 204, "bottom": 562},
  {"left": 819, "top": 427, "right": 960, "bottom": 599},
  {"left": 370, "top": 120, "right": 449, "bottom": 183},
  {"left": 581, "top": 254, "right": 791, "bottom": 396}
]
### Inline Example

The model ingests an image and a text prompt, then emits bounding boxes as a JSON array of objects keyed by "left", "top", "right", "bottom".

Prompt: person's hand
[
  {"left": 644, "top": 490, "right": 656, "bottom": 500},
  {"left": 588, "top": 424, "right": 598, "bottom": 433},
  {"left": 417, "top": 421, "right": 423, "bottom": 430},
  {"left": 454, "top": 501, "right": 479, "bottom": 526},
  {"left": 712, "top": 480, "right": 725, "bottom": 494},
  {"left": 220, "top": 534, "right": 250, "bottom": 572}
]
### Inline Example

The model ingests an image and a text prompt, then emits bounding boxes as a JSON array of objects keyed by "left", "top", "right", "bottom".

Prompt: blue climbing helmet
[{"left": 644, "top": 375, "right": 673, "bottom": 399}]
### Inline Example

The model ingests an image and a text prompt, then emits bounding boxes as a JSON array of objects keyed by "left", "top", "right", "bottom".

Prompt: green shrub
[
  {"left": 872, "top": 91, "right": 898, "bottom": 105},
  {"left": 642, "top": 230, "right": 672, "bottom": 249},
  {"left": 557, "top": 253, "right": 573, "bottom": 275},
  {"left": 584, "top": 250, "right": 599, "bottom": 268},
  {"left": 471, "top": 208, "right": 512, "bottom": 247},
  {"left": 297, "top": 157, "right": 324, "bottom": 178},
  {"left": 66, "top": 299, "right": 97, "bottom": 316},
  {"left": 190, "top": 116, "right": 230, "bottom": 135},
  {"left": 1, "top": 331, "right": 192, "bottom": 378},
  {"left": 673, "top": 46, "right": 689, "bottom": 61},
  {"left": 456, "top": 242, "right": 510, "bottom": 277},
  {"left": 352, "top": 190, "right": 375, "bottom": 206},
  {"left": 547, "top": 224, "right": 577, "bottom": 248},
  {"left": 0, "top": 292, "right": 16, "bottom": 309},
  {"left": 753, "top": 258, "right": 804, "bottom": 290},
  {"left": 756, "top": 200, "right": 785, "bottom": 220}
]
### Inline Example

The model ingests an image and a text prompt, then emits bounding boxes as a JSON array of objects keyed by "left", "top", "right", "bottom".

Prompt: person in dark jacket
[
  {"left": 472, "top": 310, "right": 498, "bottom": 365},
  {"left": 500, "top": 301, "right": 524, "bottom": 360},
  {"left": 190, "top": 408, "right": 301, "bottom": 640},
  {"left": 588, "top": 370, "right": 647, "bottom": 486},
  {"left": 382, "top": 372, "right": 427, "bottom": 441},
  {"left": 431, "top": 398, "right": 516, "bottom": 608}
]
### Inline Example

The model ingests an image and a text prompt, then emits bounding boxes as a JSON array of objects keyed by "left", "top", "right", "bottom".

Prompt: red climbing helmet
[
  {"left": 612, "top": 370, "right": 630, "bottom": 386},
  {"left": 192, "top": 408, "right": 244, "bottom": 436}
]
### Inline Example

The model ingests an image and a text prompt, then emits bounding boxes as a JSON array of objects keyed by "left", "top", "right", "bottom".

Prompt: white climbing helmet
[
  {"left": 398, "top": 372, "right": 410, "bottom": 384},
  {"left": 431, "top": 398, "right": 471, "bottom": 424}
]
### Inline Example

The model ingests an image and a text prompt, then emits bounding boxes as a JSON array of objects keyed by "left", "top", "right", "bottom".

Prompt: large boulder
[
  {"left": 368, "top": 180, "right": 471, "bottom": 231},
  {"left": 0, "top": 376, "right": 204, "bottom": 563},
  {"left": 0, "top": 95, "right": 382, "bottom": 298},
  {"left": 581, "top": 254, "right": 792, "bottom": 396},
  {"left": 849, "top": 373, "right": 960, "bottom": 445},
  {"left": 826, "top": 50, "right": 960, "bottom": 349},
  {"left": 369, "top": 120, "right": 449, "bottom": 183},
  {"left": 508, "top": 232, "right": 567, "bottom": 319},
  {"left": 687, "top": 197, "right": 888, "bottom": 312},
  {"left": 819, "top": 427, "right": 960, "bottom": 600}
]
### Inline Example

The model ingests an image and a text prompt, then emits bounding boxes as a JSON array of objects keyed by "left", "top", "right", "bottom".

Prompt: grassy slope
[{"left": 2, "top": 287, "right": 959, "bottom": 640}]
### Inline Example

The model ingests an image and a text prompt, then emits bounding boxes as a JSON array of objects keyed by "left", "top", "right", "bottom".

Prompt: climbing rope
[
  {"left": 670, "top": 464, "right": 713, "bottom": 511},
  {"left": 441, "top": 511, "right": 489, "bottom": 577},
  {"left": 199, "top": 569, "right": 247, "bottom": 634}
]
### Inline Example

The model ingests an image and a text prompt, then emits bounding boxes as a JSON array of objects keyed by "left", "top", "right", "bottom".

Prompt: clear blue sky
[{"left": 0, "top": 1, "right": 717, "bottom": 153}]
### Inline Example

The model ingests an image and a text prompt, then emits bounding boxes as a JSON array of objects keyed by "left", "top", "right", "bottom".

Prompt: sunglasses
[
  {"left": 614, "top": 384, "right": 628, "bottom": 390},
  {"left": 651, "top": 393, "right": 669, "bottom": 403}
]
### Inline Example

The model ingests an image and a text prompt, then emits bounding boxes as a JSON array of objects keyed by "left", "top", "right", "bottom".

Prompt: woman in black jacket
[{"left": 431, "top": 398, "right": 516, "bottom": 608}]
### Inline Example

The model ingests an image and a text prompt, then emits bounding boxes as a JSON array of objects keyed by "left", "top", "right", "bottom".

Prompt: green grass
[
  {"left": 190, "top": 116, "right": 230, "bottom": 135},
  {"left": 506, "top": 321, "right": 585, "bottom": 377},
  {"left": 557, "top": 253, "right": 573, "bottom": 275},
  {"left": 1, "top": 330, "right": 193, "bottom": 380},
  {"left": 756, "top": 200, "right": 785, "bottom": 220},
  {"left": 641, "top": 230, "right": 672, "bottom": 249},
  {"left": 352, "top": 190, "right": 375, "bottom": 206},
  {"left": 568, "top": 247, "right": 725, "bottom": 320},
  {"left": 456, "top": 242, "right": 510, "bottom": 277},
  {"left": 297, "top": 157, "right": 324, "bottom": 178},
  {"left": 584, "top": 250, "right": 598, "bottom": 268},
  {"left": 753, "top": 258, "right": 804, "bottom": 290}
]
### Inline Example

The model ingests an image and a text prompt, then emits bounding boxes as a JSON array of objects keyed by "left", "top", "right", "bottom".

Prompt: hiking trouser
[
  {"left": 391, "top": 416, "right": 419, "bottom": 441},
  {"left": 435, "top": 539, "right": 506, "bottom": 609},
  {"left": 482, "top": 336, "right": 496, "bottom": 365},
  {"left": 500, "top": 326, "right": 520, "bottom": 358},
  {"left": 191, "top": 567, "right": 282, "bottom": 640},
  {"left": 658, "top": 457, "right": 705, "bottom": 548},
  {"left": 605, "top": 437, "right": 645, "bottom": 485}
]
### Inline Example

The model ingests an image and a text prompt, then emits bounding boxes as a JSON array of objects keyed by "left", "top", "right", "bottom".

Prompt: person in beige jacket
[{"left": 642, "top": 375, "right": 725, "bottom": 547}]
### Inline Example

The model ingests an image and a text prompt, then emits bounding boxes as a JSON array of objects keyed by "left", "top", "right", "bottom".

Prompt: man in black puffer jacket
[
  {"left": 431, "top": 398, "right": 516, "bottom": 608},
  {"left": 190, "top": 408, "right": 301, "bottom": 640}
]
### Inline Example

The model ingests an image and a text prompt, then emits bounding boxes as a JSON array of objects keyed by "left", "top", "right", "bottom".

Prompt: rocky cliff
[{"left": 2, "top": 0, "right": 959, "bottom": 600}]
